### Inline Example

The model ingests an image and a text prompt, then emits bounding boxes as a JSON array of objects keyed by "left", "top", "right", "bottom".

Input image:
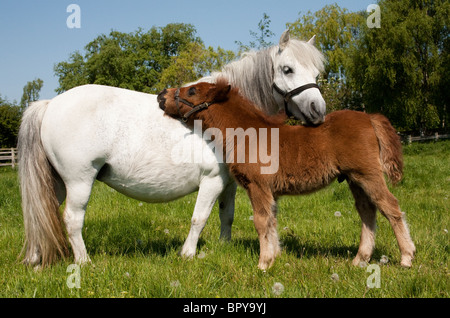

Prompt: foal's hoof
[
  {"left": 400, "top": 255, "right": 413, "bottom": 268},
  {"left": 258, "top": 258, "right": 275, "bottom": 271}
]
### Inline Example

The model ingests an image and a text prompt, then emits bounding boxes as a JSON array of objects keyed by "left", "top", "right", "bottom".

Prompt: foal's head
[{"left": 157, "top": 80, "right": 231, "bottom": 123}]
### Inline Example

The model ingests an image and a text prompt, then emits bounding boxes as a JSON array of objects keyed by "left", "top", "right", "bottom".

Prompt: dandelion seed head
[
  {"left": 380, "top": 255, "right": 389, "bottom": 265},
  {"left": 197, "top": 251, "right": 206, "bottom": 259},
  {"left": 330, "top": 273, "right": 339, "bottom": 282},
  {"left": 334, "top": 211, "right": 342, "bottom": 217},
  {"left": 249, "top": 215, "right": 254, "bottom": 221},
  {"left": 164, "top": 229, "right": 170, "bottom": 234},
  {"left": 272, "top": 282, "right": 284, "bottom": 296},
  {"left": 170, "top": 280, "right": 181, "bottom": 288}
]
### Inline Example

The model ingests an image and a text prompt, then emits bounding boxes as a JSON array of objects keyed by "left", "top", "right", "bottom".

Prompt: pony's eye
[
  {"left": 282, "top": 66, "right": 293, "bottom": 75},
  {"left": 188, "top": 87, "right": 197, "bottom": 96}
]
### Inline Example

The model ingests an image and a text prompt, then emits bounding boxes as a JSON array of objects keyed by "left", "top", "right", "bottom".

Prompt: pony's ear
[
  {"left": 307, "top": 35, "right": 316, "bottom": 46},
  {"left": 279, "top": 29, "right": 290, "bottom": 51}
]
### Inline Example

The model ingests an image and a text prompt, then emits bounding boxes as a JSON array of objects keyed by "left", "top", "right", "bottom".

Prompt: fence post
[
  {"left": 407, "top": 135, "right": 412, "bottom": 145},
  {"left": 11, "top": 148, "right": 15, "bottom": 169},
  {"left": 435, "top": 132, "right": 439, "bottom": 141}
]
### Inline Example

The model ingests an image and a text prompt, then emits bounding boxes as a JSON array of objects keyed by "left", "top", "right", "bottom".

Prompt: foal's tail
[
  {"left": 369, "top": 114, "right": 404, "bottom": 185},
  {"left": 18, "top": 100, "right": 68, "bottom": 266}
]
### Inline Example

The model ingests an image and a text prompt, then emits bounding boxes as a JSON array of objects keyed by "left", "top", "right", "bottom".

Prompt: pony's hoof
[
  {"left": 75, "top": 255, "right": 92, "bottom": 266},
  {"left": 179, "top": 250, "right": 195, "bottom": 259}
]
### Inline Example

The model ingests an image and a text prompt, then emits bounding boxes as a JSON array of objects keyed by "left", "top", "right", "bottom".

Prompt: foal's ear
[{"left": 212, "top": 84, "right": 231, "bottom": 102}]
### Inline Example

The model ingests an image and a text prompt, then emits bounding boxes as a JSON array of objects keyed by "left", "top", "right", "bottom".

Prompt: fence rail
[
  {"left": 0, "top": 148, "right": 18, "bottom": 168},
  {"left": 402, "top": 133, "right": 450, "bottom": 145}
]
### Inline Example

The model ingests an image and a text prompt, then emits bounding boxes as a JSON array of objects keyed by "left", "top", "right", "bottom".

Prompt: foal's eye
[
  {"left": 282, "top": 66, "right": 293, "bottom": 75},
  {"left": 188, "top": 87, "right": 197, "bottom": 96}
]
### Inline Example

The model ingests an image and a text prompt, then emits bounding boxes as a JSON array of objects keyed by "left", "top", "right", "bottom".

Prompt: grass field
[{"left": 0, "top": 140, "right": 448, "bottom": 298}]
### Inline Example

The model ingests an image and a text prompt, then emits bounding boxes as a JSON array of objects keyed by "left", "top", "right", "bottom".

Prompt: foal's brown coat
[{"left": 158, "top": 80, "right": 415, "bottom": 269}]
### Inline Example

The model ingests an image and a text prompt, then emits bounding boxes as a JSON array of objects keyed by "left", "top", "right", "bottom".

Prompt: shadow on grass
[
  {"left": 82, "top": 218, "right": 209, "bottom": 258},
  {"left": 82, "top": 217, "right": 362, "bottom": 262},
  {"left": 233, "top": 236, "right": 359, "bottom": 262}
]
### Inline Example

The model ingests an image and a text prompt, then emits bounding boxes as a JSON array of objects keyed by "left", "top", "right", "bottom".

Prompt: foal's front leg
[{"left": 247, "top": 185, "right": 280, "bottom": 270}]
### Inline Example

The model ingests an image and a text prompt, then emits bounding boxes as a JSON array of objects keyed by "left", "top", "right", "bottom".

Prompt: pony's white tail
[{"left": 18, "top": 100, "right": 68, "bottom": 266}]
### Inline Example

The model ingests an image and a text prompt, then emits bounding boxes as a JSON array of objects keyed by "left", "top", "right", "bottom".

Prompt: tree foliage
[
  {"left": 20, "top": 78, "right": 44, "bottom": 109},
  {"left": 54, "top": 23, "right": 235, "bottom": 94},
  {"left": 350, "top": 0, "right": 449, "bottom": 132},
  {"left": 236, "top": 13, "right": 275, "bottom": 53},
  {"left": 0, "top": 96, "right": 21, "bottom": 148},
  {"left": 287, "top": 0, "right": 449, "bottom": 132}
]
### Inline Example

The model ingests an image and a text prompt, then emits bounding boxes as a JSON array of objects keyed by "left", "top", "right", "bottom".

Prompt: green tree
[
  {"left": 350, "top": 0, "right": 449, "bottom": 131},
  {"left": 20, "top": 78, "right": 43, "bottom": 109},
  {"left": 287, "top": 4, "right": 365, "bottom": 111},
  {"left": 54, "top": 23, "right": 235, "bottom": 94},
  {"left": 0, "top": 95, "right": 21, "bottom": 147},
  {"left": 236, "top": 13, "right": 275, "bottom": 53},
  {"left": 155, "top": 43, "right": 235, "bottom": 91}
]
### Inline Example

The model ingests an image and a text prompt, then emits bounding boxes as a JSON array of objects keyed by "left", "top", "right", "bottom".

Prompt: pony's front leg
[
  {"left": 248, "top": 186, "right": 280, "bottom": 270},
  {"left": 218, "top": 181, "right": 237, "bottom": 241},
  {"left": 180, "top": 176, "right": 226, "bottom": 258}
]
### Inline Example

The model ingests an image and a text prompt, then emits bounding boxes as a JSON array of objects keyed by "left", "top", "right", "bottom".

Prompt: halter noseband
[
  {"left": 175, "top": 88, "right": 214, "bottom": 122},
  {"left": 273, "top": 82, "right": 320, "bottom": 118}
]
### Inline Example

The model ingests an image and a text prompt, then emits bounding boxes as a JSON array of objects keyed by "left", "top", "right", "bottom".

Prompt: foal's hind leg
[
  {"left": 248, "top": 185, "right": 280, "bottom": 270},
  {"left": 356, "top": 175, "right": 415, "bottom": 267},
  {"left": 349, "top": 182, "right": 377, "bottom": 266},
  {"left": 218, "top": 181, "right": 237, "bottom": 241}
]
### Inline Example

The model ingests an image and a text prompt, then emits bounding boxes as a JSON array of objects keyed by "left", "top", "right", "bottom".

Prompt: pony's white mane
[
  {"left": 196, "top": 39, "right": 326, "bottom": 115},
  {"left": 211, "top": 46, "right": 279, "bottom": 114}
]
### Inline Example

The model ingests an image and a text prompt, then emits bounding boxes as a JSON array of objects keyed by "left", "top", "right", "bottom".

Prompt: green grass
[{"left": 0, "top": 141, "right": 448, "bottom": 298}]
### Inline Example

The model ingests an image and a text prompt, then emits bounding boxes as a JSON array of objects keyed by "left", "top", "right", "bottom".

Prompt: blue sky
[{"left": 0, "top": 0, "right": 374, "bottom": 102}]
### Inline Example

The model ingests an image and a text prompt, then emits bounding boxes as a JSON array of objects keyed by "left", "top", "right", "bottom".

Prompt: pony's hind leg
[
  {"left": 218, "top": 182, "right": 237, "bottom": 241},
  {"left": 356, "top": 175, "right": 415, "bottom": 267},
  {"left": 349, "top": 182, "right": 377, "bottom": 266},
  {"left": 63, "top": 179, "right": 95, "bottom": 264}
]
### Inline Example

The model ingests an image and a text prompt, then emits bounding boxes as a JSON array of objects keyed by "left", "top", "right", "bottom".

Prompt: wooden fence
[
  {"left": 0, "top": 148, "right": 18, "bottom": 168},
  {"left": 402, "top": 133, "right": 450, "bottom": 145}
]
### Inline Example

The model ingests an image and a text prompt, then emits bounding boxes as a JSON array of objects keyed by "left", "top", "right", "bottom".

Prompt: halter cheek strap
[
  {"left": 273, "top": 83, "right": 320, "bottom": 118},
  {"left": 175, "top": 88, "right": 214, "bottom": 122}
]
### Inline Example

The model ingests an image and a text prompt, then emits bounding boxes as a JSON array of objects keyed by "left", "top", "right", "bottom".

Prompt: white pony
[{"left": 18, "top": 30, "right": 326, "bottom": 266}]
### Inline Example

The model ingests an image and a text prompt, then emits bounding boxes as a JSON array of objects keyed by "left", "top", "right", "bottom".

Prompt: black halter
[
  {"left": 272, "top": 83, "right": 320, "bottom": 118},
  {"left": 175, "top": 88, "right": 214, "bottom": 122}
]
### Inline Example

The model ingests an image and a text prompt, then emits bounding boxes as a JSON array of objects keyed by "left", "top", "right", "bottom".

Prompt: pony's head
[
  {"left": 158, "top": 80, "right": 231, "bottom": 123},
  {"left": 272, "top": 30, "right": 326, "bottom": 125}
]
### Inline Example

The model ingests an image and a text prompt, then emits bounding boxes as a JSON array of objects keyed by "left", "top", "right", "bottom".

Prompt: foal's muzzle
[{"left": 157, "top": 89, "right": 167, "bottom": 111}]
